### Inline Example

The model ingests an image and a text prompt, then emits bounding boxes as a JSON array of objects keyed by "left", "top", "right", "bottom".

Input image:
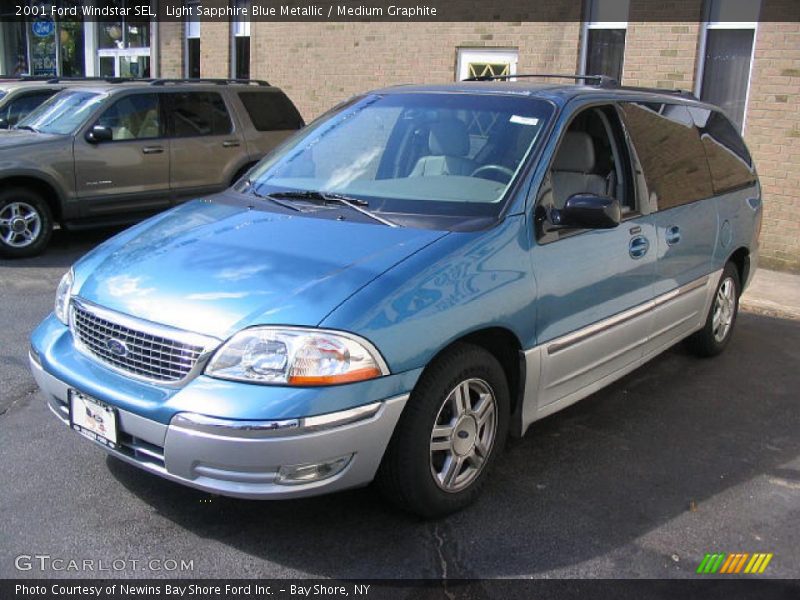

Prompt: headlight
[
  {"left": 54, "top": 269, "right": 74, "bottom": 325},
  {"left": 205, "top": 327, "right": 388, "bottom": 386}
]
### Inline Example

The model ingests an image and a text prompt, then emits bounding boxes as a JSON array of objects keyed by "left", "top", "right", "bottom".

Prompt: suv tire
[
  {"left": 377, "top": 343, "right": 509, "bottom": 518},
  {"left": 0, "top": 188, "right": 53, "bottom": 258}
]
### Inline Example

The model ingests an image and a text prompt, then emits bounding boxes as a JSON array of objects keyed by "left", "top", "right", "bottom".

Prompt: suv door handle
[
  {"left": 141, "top": 146, "right": 163, "bottom": 154},
  {"left": 665, "top": 225, "right": 681, "bottom": 246},
  {"left": 629, "top": 236, "right": 650, "bottom": 259},
  {"left": 222, "top": 140, "right": 240, "bottom": 148}
]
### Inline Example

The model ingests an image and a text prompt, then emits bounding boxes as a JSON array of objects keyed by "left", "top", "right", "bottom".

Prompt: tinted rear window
[
  {"left": 238, "top": 91, "right": 304, "bottom": 131},
  {"left": 620, "top": 102, "right": 714, "bottom": 210},
  {"left": 690, "top": 108, "right": 756, "bottom": 194},
  {"left": 168, "top": 92, "right": 232, "bottom": 137}
]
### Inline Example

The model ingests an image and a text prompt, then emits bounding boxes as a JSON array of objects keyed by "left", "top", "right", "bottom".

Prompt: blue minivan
[{"left": 30, "top": 77, "right": 761, "bottom": 517}]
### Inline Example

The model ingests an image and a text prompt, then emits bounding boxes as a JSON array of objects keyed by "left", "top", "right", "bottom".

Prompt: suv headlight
[
  {"left": 205, "top": 327, "right": 388, "bottom": 386},
  {"left": 54, "top": 269, "right": 74, "bottom": 325}
]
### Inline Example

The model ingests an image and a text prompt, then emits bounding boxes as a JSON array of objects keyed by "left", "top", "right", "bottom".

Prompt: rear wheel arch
[{"left": 727, "top": 247, "right": 750, "bottom": 294}]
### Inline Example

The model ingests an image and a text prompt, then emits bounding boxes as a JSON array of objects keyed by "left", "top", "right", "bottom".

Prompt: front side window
[
  {"left": 582, "top": 0, "right": 629, "bottom": 82},
  {"left": 16, "top": 90, "right": 106, "bottom": 135},
  {"left": 246, "top": 93, "right": 553, "bottom": 218},
  {"left": 95, "top": 94, "right": 161, "bottom": 141},
  {"left": 167, "top": 92, "right": 232, "bottom": 137},
  {"left": 620, "top": 102, "right": 714, "bottom": 210}
]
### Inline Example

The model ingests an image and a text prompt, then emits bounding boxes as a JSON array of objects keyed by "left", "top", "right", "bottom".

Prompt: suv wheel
[
  {"left": 0, "top": 188, "right": 53, "bottom": 258},
  {"left": 377, "top": 343, "right": 509, "bottom": 518},
  {"left": 688, "top": 262, "right": 741, "bottom": 357}
]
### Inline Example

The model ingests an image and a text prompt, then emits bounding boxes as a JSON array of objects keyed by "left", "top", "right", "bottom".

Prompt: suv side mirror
[
  {"left": 0, "top": 117, "right": 7, "bottom": 129},
  {"left": 550, "top": 193, "right": 621, "bottom": 230},
  {"left": 86, "top": 125, "right": 113, "bottom": 144}
]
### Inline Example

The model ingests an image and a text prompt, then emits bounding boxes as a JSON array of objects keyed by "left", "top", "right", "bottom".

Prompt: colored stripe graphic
[{"left": 698, "top": 553, "right": 774, "bottom": 574}]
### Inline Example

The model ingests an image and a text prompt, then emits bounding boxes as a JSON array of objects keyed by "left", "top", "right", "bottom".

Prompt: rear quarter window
[
  {"left": 238, "top": 91, "right": 304, "bottom": 131},
  {"left": 620, "top": 102, "right": 714, "bottom": 210},
  {"left": 690, "top": 108, "right": 756, "bottom": 194}
]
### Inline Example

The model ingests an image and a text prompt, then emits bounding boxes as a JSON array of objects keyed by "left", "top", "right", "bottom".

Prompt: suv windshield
[
  {"left": 245, "top": 93, "right": 553, "bottom": 218},
  {"left": 16, "top": 90, "right": 105, "bottom": 135}
]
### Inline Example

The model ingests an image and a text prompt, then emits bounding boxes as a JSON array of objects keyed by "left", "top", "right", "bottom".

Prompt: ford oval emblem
[{"left": 106, "top": 338, "right": 128, "bottom": 357}]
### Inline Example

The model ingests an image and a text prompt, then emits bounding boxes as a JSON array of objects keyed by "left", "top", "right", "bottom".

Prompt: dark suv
[{"left": 0, "top": 79, "right": 303, "bottom": 257}]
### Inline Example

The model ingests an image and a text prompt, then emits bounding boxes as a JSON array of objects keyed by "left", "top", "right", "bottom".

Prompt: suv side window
[
  {"left": 689, "top": 108, "right": 756, "bottom": 195},
  {"left": 95, "top": 93, "right": 161, "bottom": 141},
  {"left": 238, "top": 90, "right": 304, "bottom": 131},
  {"left": 167, "top": 92, "right": 232, "bottom": 137},
  {"left": 536, "top": 104, "right": 636, "bottom": 240},
  {"left": 619, "top": 102, "right": 714, "bottom": 211}
]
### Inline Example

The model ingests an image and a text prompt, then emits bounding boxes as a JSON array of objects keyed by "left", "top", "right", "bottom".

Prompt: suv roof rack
[
  {"left": 149, "top": 78, "right": 271, "bottom": 87},
  {"left": 465, "top": 73, "right": 619, "bottom": 88},
  {"left": 15, "top": 76, "right": 152, "bottom": 84}
]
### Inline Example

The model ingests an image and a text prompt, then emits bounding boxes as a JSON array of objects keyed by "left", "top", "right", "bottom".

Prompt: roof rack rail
[
  {"left": 14, "top": 76, "right": 152, "bottom": 84},
  {"left": 465, "top": 73, "right": 619, "bottom": 88},
  {"left": 149, "top": 78, "right": 270, "bottom": 87},
  {"left": 615, "top": 85, "right": 698, "bottom": 100}
]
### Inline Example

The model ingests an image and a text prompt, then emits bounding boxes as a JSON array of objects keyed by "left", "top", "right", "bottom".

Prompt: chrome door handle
[
  {"left": 222, "top": 140, "right": 240, "bottom": 148},
  {"left": 629, "top": 235, "right": 650, "bottom": 259},
  {"left": 141, "top": 146, "right": 163, "bottom": 154},
  {"left": 665, "top": 225, "right": 681, "bottom": 246}
]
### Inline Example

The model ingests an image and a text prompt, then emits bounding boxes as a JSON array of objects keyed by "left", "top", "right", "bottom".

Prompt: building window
[
  {"left": 696, "top": 0, "right": 761, "bottom": 132},
  {"left": 581, "top": 0, "right": 629, "bottom": 83},
  {"left": 456, "top": 49, "right": 518, "bottom": 81},
  {"left": 231, "top": 0, "right": 250, "bottom": 79},
  {"left": 185, "top": 0, "right": 201, "bottom": 78}
]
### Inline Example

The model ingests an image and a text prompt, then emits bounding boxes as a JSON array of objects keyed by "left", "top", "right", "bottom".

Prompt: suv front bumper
[{"left": 30, "top": 351, "right": 408, "bottom": 499}]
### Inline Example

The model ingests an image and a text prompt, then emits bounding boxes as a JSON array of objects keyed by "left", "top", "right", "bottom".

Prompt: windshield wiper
[
  {"left": 246, "top": 183, "right": 303, "bottom": 213},
  {"left": 269, "top": 190, "right": 400, "bottom": 228}
]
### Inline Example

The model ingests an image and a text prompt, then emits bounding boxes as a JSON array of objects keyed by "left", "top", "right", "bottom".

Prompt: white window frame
[
  {"left": 694, "top": 1, "right": 760, "bottom": 133},
  {"left": 580, "top": 0, "right": 629, "bottom": 79},
  {"left": 456, "top": 48, "right": 518, "bottom": 82}
]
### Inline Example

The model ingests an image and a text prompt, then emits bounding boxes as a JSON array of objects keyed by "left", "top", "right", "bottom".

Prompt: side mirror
[
  {"left": 550, "top": 193, "right": 621, "bottom": 230},
  {"left": 0, "top": 117, "right": 7, "bottom": 129},
  {"left": 86, "top": 125, "right": 113, "bottom": 144}
]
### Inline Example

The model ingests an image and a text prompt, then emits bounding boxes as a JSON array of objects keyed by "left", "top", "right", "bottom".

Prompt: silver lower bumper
[{"left": 30, "top": 353, "right": 408, "bottom": 499}]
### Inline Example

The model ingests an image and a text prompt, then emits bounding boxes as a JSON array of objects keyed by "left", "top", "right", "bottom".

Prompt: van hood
[
  {"left": 0, "top": 129, "right": 64, "bottom": 149},
  {"left": 74, "top": 197, "right": 448, "bottom": 340}
]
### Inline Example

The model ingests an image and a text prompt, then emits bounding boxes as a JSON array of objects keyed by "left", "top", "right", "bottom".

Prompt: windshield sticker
[{"left": 510, "top": 115, "right": 539, "bottom": 126}]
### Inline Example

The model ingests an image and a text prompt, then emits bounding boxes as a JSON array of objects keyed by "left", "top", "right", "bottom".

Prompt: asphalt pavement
[{"left": 1, "top": 228, "right": 799, "bottom": 584}]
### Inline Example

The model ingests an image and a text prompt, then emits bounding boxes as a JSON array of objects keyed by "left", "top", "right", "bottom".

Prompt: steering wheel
[{"left": 470, "top": 164, "right": 515, "bottom": 183}]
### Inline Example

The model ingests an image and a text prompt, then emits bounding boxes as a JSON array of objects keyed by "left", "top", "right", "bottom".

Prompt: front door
[
  {"left": 530, "top": 104, "right": 657, "bottom": 409},
  {"left": 74, "top": 92, "right": 171, "bottom": 217},
  {"left": 164, "top": 91, "right": 246, "bottom": 201}
]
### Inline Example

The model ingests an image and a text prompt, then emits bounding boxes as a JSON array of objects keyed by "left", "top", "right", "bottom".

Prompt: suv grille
[{"left": 71, "top": 302, "right": 210, "bottom": 383}]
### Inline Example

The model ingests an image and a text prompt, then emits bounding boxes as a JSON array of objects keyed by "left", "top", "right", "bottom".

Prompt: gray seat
[
  {"left": 550, "top": 132, "right": 607, "bottom": 208},
  {"left": 410, "top": 119, "right": 476, "bottom": 177}
]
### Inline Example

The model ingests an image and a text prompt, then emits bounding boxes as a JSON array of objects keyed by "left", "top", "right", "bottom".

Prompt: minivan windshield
[
  {"left": 16, "top": 90, "right": 105, "bottom": 135},
  {"left": 245, "top": 93, "right": 553, "bottom": 218}
]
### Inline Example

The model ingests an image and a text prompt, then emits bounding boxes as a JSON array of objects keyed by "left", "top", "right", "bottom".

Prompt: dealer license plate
[{"left": 69, "top": 390, "right": 118, "bottom": 448}]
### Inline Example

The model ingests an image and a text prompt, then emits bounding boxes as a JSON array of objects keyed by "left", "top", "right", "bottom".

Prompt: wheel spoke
[
  {"left": 23, "top": 213, "right": 38, "bottom": 224},
  {"left": 430, "top": 424, "right": 453, "bottom": 452},
  {"left": 451, "top": 381, "right": 470, "bottom": 416},
  {"left": 467, "top": 449, "right": 485, "bottom": 470},
  {"left": 474, "top": 393, "right": 495, "bottom": 429},
  {"left": 441, "top": 455, "right": 463, "bottom": 487}
]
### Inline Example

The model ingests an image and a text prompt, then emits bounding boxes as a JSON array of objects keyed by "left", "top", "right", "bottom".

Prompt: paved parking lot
[{"left": 2, "top": 228, "right": 800, "bottom": 583}]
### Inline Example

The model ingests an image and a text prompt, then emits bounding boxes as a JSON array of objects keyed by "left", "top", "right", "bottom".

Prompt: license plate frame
[{"left": 68, "top": 389, "right": 119, "bottom": 448}]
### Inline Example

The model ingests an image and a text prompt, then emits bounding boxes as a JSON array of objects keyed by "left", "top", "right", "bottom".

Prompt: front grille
[{"left": 71, "top": 302, "right": 206, "bottom": 383}]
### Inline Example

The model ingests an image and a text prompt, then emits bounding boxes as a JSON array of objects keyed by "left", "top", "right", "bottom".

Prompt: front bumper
[{"left": 30, "top": 352, "right": 408, "bottom": 499}]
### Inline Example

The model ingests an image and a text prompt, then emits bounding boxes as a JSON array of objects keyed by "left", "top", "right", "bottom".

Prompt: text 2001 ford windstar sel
[{"left": 30, "top": 78, "right": 761, "bottom": 517}]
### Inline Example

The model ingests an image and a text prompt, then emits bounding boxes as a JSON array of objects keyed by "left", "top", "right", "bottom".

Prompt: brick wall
[
  {"left": 158, "top": 20, "right": 184, "bottom": 78},
  {"left": 250, "top": 21, "right": 581, "bottom": 120},
  {"left": 742, "top": 0, "right": 800, "bottom": 271},
  {"left": 200, "top": 1, "right": 231, "bottom": 78}
]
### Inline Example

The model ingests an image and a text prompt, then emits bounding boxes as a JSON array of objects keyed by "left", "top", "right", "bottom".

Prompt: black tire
[
  {"left": 376, "top": 342, "right": 510, "bottom": 518},
  {"left": 0, "top": 188, "right": 53, "bottom": 258},
  {"left": 687, "top": 262, "right": 741, "bottom": 357}
]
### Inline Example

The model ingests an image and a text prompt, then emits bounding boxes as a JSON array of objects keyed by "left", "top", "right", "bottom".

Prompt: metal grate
[{"left": 71, "top": 303, "right": 205, "bottom": 383}]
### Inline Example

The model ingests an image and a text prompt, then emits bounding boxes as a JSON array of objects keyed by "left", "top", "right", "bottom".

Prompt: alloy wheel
[
  {"left": 712, "top": 277, "right": 736, "bottom": 343},
  {"left": 0, "top": 202, "right": 42, "bottom": 249}
]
